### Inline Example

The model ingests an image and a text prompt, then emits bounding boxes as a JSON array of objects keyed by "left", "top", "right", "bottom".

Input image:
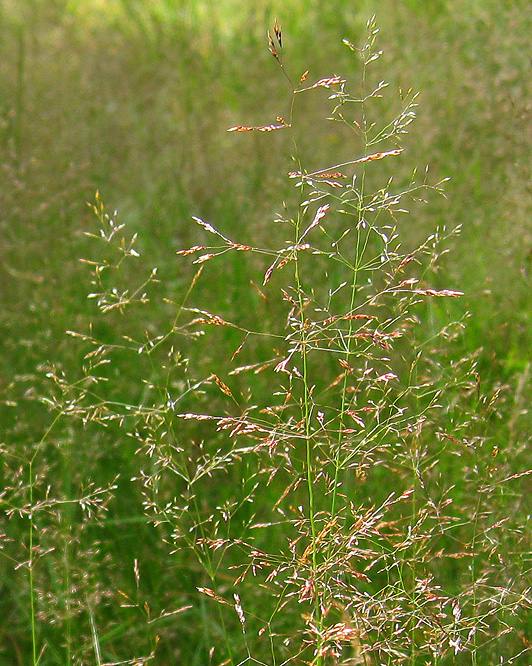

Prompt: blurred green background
[
  {"left": 1, "top": 0, "right": 531, "bottom": 664},
  {"left": 2, "top": 0, "right": 531, "bottom": 372}
]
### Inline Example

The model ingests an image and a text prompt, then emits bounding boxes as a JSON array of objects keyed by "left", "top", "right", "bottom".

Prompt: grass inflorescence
[{"left": 1, "top": 9, "right": 532, "bottom": 666}]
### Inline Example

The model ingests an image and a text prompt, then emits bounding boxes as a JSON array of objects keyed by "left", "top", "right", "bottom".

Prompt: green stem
[
  {"left": 330, "top": 55, "right": 370, "bottom": 522},
  {"left": 294, "top": 227, "right": 322, "bottom": 663},
  {"left": 29, "top": 460, "right": 37, "bottom": 666},
  {"left": 27, "top": 409, "right": 64, "bottom": 666}
]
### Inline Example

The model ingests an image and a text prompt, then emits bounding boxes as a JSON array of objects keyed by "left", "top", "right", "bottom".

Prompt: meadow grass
[{"left": 1, "top": 2, "right": 532, "bottom": 665}]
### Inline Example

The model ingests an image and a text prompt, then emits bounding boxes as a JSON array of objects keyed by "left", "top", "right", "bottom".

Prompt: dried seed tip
[
  {"left": 227, "top": 125, "right": 254, "bottom": 132},
  {"left": 197, "top": 587, "right": 231, "bottom": 605},
  {"left": 316, "top": 172, "right": 346, "bottom": 179},
  {"left": 353, "top": 148, "right": 403, "bottom": 165},
  {"left": 193, "top": 253, "right": 216, "bottom": 264},
  {"left": 376, "top": 372, "right": 397, "bottom": 383},
  {"left": 311, "top": 76, "right": 346, "bottom": 89},
  {"left": 416, "top": 288, "right": 464, "bottom": 297},
  {"left": 295, "top": 75, "right": 346, "bottom": 94},
  {"left": 256, "top": 122, "right": 291, "bottom": 131},
  {"left": 273, "top": 18, "right": 282, "bottom": 48},
  {"left": 178, "top": 413, "right": 215, "bottom": 420},
  {"left": 300, "top": 70, "right": 309, "bottom": 83},
  {"left": 274, "top": 358, "right": 291, "bottom": 374},
  {"left": 228, "top": 123, "right": 290, "bottom": 132},
  {"left": 175, "top": 245, "right": 204, "bottom": 256}
]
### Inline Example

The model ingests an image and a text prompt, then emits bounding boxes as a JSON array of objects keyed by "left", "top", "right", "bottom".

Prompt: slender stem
[
  {"left": 286, "top": 75, "right": 324, "bottom": 662},
  {"left": 330, "top": 55, "right": 370, "bottom": 522},
  {"left": 293, "top": 214, "right": 322, "bottom": 664},
  {"left": 27, "top": 408, "right": 71, "bottom": 666},
  {"left": 29, "top": 460, "right": 37, "bottom": 666}
]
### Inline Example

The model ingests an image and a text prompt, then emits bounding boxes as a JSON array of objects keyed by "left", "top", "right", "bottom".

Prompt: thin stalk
[
  {"left": 293, "top": 213, "right": 322, "bottom": 663},
  {"left": 330, "top": 52, "right": 371, "bottom": 522},
  {"left": 285, "top": 75, "right": 324, "bottom": 661},
  {"left": 409, "top": 451, "right": 419, "bottom": 666},
  {"left": 29, "top": 460, "right": 37, "bottom": 666},
  {"left": 470, "top": 491, "right": 482, "bottom": 666},
  {"left": 88, "top": 600, "right": 103, "bottom": 665},
  {"left": 28, "top": 411, "right": 64, "bottom": 666}
]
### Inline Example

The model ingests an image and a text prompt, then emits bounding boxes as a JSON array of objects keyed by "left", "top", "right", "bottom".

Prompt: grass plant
[{"left": 1, "top": 5, "right": 532, "bottom": 666}]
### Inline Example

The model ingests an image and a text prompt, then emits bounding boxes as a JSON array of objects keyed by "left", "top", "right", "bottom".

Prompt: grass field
[{"left": 1, "top": 1, "right": 532, "bottom": 665}]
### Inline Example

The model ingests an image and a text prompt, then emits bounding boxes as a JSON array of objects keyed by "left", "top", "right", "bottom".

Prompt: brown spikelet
[
  {"left": 193, "top": 253, "right": 216, "bottom": 264},
  {"left": 309, "top": 76, "right": 346, "bottom": 89},
  {"left": 346, "top": 411, "right": 366, "bottom": 428},
  {"left": 375, "top": 372, "right": 397, "bottom": 383},
  {"left": 230, "top": 336, "right": 247, "bottom": 362},
  {"left": 175, "top": 245, "right": 205, "bottom": 256},
  {"left": 295, "top": 76, "right": 346, "bottom": 94},
  {"left": 323, "top": 312, "right": 375, "bottom": 325},
  {"left": 227, "top": 122, "right": 290, "bottom": 132},
  {"left": 210, "top": 374, "right": 233, "bottom": 397},
  {"left": 267, "top": 31, "right": 278, "bottom": 60},
  {"left": 227, "top": 125, "right": 254, "bottom": 133},
  {"left": 288, "top": 171, "right": 347, "bottom": 189},
  {"left": 315, "top": 172, "right": 346, "bottom": 179},
  {"left": 250, "top": 280, "right": 268, "bottom": 302},
  {"left": 189, "top": 313, "right": 230, "bottom": 326},
  {"left": 273, "top": 18, "right": 282, "bottom": 48},
  {"left": 197, "top": 587, "right": 231, "bottom": 606},
  {"left": 263, "top": 254, "right": 291, "bottom": 285},
  {"left": 396, "top": 253, "right": 414, "bottom": 272},
  {"left": 415, "top": 288, "right": 464, "bottom": 297},
  {"left": 354, "top": 148, "right": 403, "bottom": 164}
]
